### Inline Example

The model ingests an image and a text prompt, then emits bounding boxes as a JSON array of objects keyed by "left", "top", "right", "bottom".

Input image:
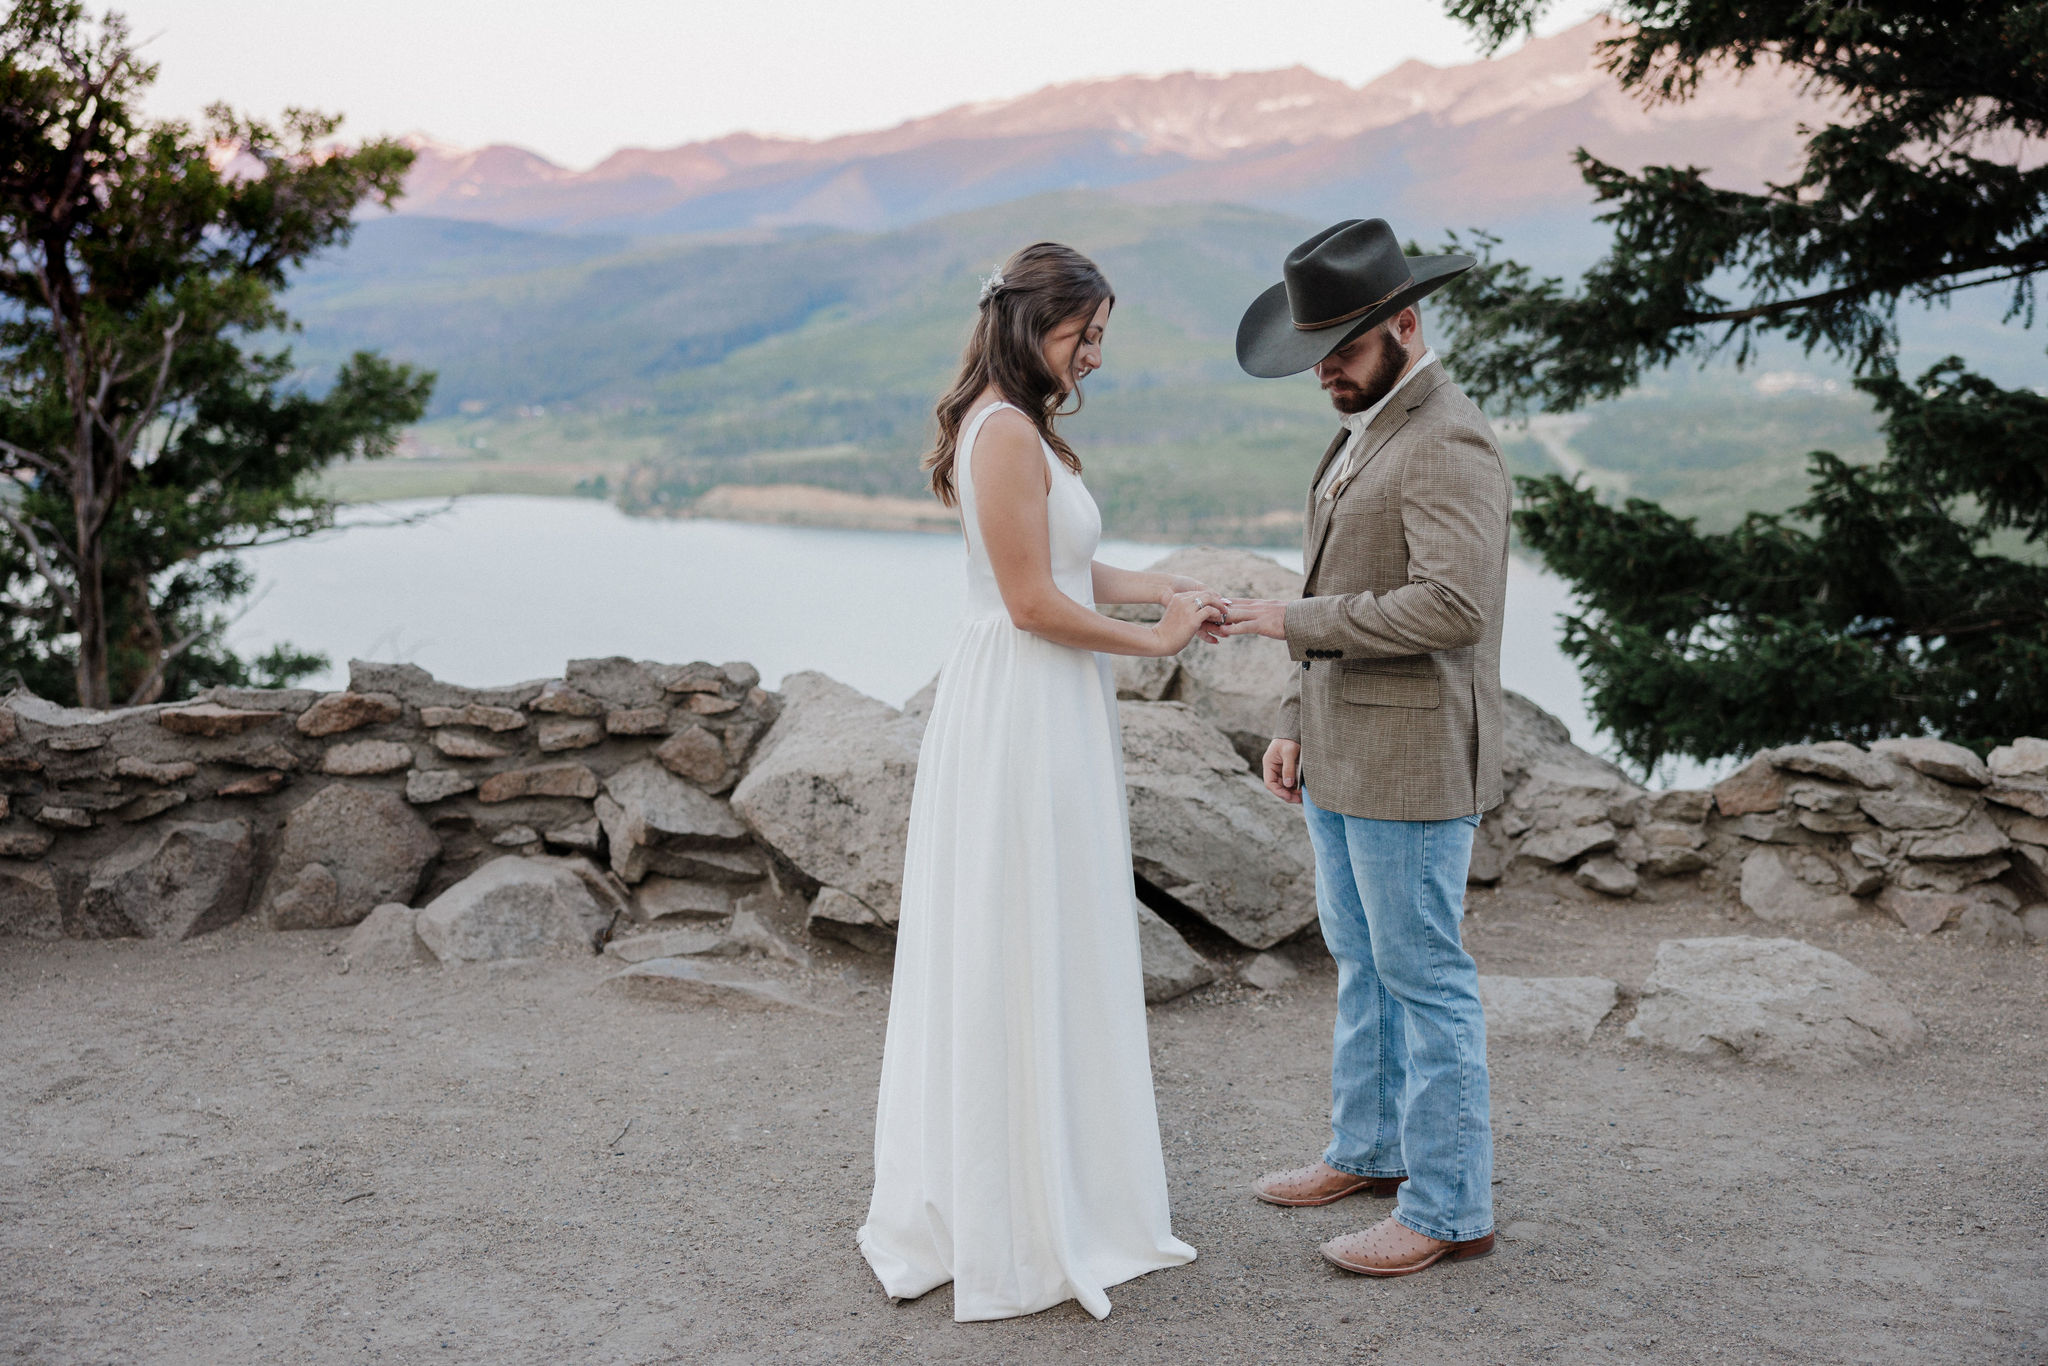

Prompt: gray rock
[
  {"left": 1575, "top": 856, "right": 1639, "bottom": 898},
  {"left": 0, "top": 863, "right": 62, "bottom": 939},
  {"left": 1988, "top": 737, "right": 2048, "bottom": 780},
  {"left": 432, "top": 729, "right": 514, "bottom": 760},
  {"left": 565, "top": 657, "right": 667, "bottom": 709},
  {"left": 477, "top": 762, "right": 600, "bottom": 803},
  {"left": 1122, "top": 701, "right": 1318, "bottom": 949},
  {"left": 1136, "top": 904, "right": 1214, "bottom": 1003},
  {"left": 342, "top": 903, "right": 435, "bottom": 969},
  {"left": 1713, "top": 756, "right": 1786, "bottom": 817},
  {"left": 1768, "top": 741, "right": 1897, "bottom": 790},
  {"left": 1859, "top": 784, "right": 1973, "bottom": 831},
  {"left": 1467, "top": 815, "right": 1511, "bottom": 885},
  {"left": 115, "top": 790, "right": 186, "bottom": 822},
  {"left": 115, "top": 756, "right": 197, "bottom": 784},
  {"left": 81, "top": 819, "right": 253, "bottom": 939},
  {"left": 536, "top": 716, "right": 604, "bottom": 752},
  {"left": 1501, "top": 691, "right": 1633, "bottom": 793},
  {"left": 1892, "top": 855, "right": 2010, "bottom": 893},
  {"left": 630, "top": 876, "right": 734, "bottom": 923},
  {"left": 724, "top": 909, "right": 810, "bottom": 966},
  {"left": 405, "top": 768, "right": 477, "bottom": 804},
  {"left": 1869, "top": 737, "right": 1990, "bottom": 788},
  {"left": 901, "top": 676, "right": 939, "bottom": 719},
  {"left": 348, "top": 660, "right": 544, "bottom": 712},
  {"left": 1988, "top": 808, "right": 2048, "bottom": 845},
  {"left": 1739, "top": 847, "right": 1862, "bottom": 924},
  {"left": 2021, "top": 906, "right": 2048, "bottom": 944},
  {"left": 1647, "top": 789, "right": 1714, "bottom": 824},
  {"left": 1985, "top": 780, "right": 2048, "bottom": 818},
  {"left": 415, "top": 856, "right": 609, "bottom": 963},
  {"left": 296, "top": 691, "right": 403, "bottom": 737},
  {"left": 1876, "top": 884, "right": 2017, "bottom": 936},
  {"left": 491, "top": 824, "right": 541, "bottom": 847},
  {"left": 595, "top": 759, "right": 749, "bottom": 883},
  {"left": 1240, "top": 951, "right": 1299, "bottom": 993},
  {"left": 1952, "top": 903, "right": 2026, "bottom": 947},
  {"left": 420, "top": 702, "right": 526, "bottom": 732},
  {"left": 263, "top": 785, "right": 438, "bottom": 929},
  {"left": 542, "top": 818, "right": 601, "bottom": 853},
  {"left": 603, "top": 925, "right": 733, "bottom": 963},
  {"left": 605, "top": 707, "right": 671, "bottom": 736},
  {"left": 653, "top": 725, "right": 729, "bottom": 788},
  {"left": 730, "top": 673, "right": 924, "bottom": 924},
  {"left": 1517, "top": 821, "right": 1618, "bottom": 867},
  {"left": 322, "top": 740, "right": 414, "bottom": 775},
  {"left": 1626, "top": 936, "right": 1922, "bottom": 1070},
  {"left": 807, "top": 886, "right": 893, "bottom": 954},
  {"left": 603, "top": 955, "right": 825, "bottom": 1011},
  {"left": 529, "top": 680, "right": 606, "bottom": 716},
  {"left": 1901, "top": 810, "right": 2010, "bottom": 861},
  {"left": 35, "top": 805, "right": 92, "bottom": 829},
  {"left": 268, "top": 863, "right": 340, "bottom": 930},
  {"left": 1478, "top": 975, "right": 1618, "bottom": 1043}
]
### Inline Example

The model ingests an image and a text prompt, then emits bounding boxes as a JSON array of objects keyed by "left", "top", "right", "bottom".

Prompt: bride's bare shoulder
[{"left": 966, "top": 405, "right": 1049, "bottom": 494}]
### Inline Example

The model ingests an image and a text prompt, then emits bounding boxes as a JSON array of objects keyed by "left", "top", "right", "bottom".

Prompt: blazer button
[{"left": 1301, "top": 661, "right": 1310, "bottom": 671}]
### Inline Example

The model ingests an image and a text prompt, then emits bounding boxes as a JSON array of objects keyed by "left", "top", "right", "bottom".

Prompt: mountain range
[{"left": 393, "top": 20, "right": 1821, "bottom": 263}]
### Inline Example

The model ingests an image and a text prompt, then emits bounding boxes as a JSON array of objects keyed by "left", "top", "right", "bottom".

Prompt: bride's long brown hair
[{"left": 922, "top": 242, "right": 1114, "bottom": 508}]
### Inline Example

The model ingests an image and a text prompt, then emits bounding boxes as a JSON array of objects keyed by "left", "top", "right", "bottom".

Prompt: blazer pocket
[{"left": 1340, "top": 660, "right": 1441, "bottom": 710}]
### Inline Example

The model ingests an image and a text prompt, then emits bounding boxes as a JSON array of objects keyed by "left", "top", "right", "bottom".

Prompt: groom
[{"left": 1218, "top": 219, "right": 1509, "bottom": 1278}]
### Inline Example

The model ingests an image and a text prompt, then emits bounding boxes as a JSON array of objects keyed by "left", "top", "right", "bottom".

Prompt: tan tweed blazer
[{"left": 1273, "top": 360, "right": 1510, "bottom": 821}]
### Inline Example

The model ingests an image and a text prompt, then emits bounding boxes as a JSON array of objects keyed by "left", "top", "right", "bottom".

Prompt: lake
[{"left": 223, "top": 495, "right": 1695, "bottom": 783}]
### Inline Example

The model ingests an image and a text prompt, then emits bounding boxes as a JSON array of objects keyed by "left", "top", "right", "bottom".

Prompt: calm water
[{"left": 225, "top": 495, "right": 1672, "bottom": 778}]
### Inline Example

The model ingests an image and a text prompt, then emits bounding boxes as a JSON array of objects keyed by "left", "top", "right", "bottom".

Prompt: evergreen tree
[
  {"left": 1432, "top": 0, "right": 2048, "bottom": 770},
  {"left": 0, "top": 2, "right": 432, "bottom": 707}
]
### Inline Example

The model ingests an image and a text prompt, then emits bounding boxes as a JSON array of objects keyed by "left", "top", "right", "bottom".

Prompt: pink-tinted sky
[{"left": 119, "top": 0, "right": 1604, "bottom": 168}]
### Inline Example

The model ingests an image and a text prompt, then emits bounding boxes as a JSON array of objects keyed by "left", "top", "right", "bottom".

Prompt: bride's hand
[{"left": 1150, "top": 590, "right": 1226, "bottom": 656}]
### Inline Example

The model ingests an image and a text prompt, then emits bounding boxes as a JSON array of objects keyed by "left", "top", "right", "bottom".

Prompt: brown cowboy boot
[
  {"left": 1253, "top": 1161, "right": 1405, "bottom": 1208},
  {"left": 1319, "top": 1214, "right": 1495, "bottom": 1277}
]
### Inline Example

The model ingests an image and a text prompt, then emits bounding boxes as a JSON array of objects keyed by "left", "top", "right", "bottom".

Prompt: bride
[{"left": 858, "top": 242, "right": 1216, "bottom": 1321}]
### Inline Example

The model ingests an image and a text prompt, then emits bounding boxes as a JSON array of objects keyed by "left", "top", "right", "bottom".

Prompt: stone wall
[
  {"left": 3, "top": 549, "right": 2042, "bottom": 985},
  {"left": 0, "top": 657, "right": 780, "bottom": 942}
]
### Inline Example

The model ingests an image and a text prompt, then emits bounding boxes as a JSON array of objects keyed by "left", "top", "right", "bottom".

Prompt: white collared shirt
[{"left": 1315, "top": 347, "right": 1438, "bottom": 503}]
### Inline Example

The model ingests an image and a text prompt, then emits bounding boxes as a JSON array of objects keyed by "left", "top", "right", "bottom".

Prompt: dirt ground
[{"left": 3, "top": 885, "right": 2044, "bottom": 1366}]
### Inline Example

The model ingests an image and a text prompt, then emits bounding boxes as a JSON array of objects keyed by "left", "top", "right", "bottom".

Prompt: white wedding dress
[{"left": 858, "top": 402, "right": 1196, "bottom": 1321}]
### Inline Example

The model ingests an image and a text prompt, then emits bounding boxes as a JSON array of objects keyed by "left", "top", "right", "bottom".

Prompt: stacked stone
[
  {"left": 1717, "top": 737, "right": 2047, "bottom": 941},
  {"left": 0, "top": 656, "right": 779, "bottom": 944}
]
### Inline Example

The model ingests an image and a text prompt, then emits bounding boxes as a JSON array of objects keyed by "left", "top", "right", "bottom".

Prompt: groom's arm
[{"left": 1281, "top": 426, "right": 1508, "bottom": 660}]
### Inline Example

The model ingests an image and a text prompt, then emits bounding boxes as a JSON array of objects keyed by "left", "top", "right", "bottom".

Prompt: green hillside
[{"left": 290, "top": 193, "right": 1896, "bottom": 542}]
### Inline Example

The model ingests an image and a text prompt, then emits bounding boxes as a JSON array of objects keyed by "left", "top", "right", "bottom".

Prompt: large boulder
[
  {"left": 1478, "top": 975, "right": 1618, "bottom": 1043},
  {"left": 342, "top": 903, "right": 436, "bottom": 969},
  {"left": 595, "top": 759, "right": 750, "bottom": 883},
  {"left": 79, "top": 819, "right": 254, "bottom": 939},
  {"left": 1121, "top": 701, "right": 1317, "bottom": 949},
  {"left": 1136, "top": 904, "right": 1216, "bottom": 1004},
  {"left": 1109, "top": 549, "right": 1305, "bottom": 764},
  {"left": 263, "top": 785, "right": 439, "bottom": 929},
  {"left": 1738, "top": 847, "right": 1863, "bottom": 924},
  {"left": 1626, "top": 936, "right": 1923, "bottom": 1071},
  {"left": 414, "top": 856, "right": 610, "bottom": 963},
  {"left": 731, "top": 673, "right": 925, "bottom": 925}
]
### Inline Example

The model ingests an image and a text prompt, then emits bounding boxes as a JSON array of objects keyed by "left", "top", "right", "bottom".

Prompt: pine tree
[{"left": 1431, "top": 0, "right": 2048, "bottom": 770}]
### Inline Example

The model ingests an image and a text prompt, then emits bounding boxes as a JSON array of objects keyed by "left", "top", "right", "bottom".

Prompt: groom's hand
[
  {"left": 1262, "top": 739, "right": 1302, "bottom": 804},
  {"left": 1219, "top": 599, "right": 1288, "bottom": 641}
]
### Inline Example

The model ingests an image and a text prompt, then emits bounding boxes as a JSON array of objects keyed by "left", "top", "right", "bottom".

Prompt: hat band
[{"left": 1292, "top": 278, "right": 1412, "bottom": 332}]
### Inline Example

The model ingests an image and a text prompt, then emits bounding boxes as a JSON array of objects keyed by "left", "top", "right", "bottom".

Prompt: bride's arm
[
  {"left": 975, "top": 412, "right": 1216, "bottom": 658},
  {"left": 1090, "top": 561, "right": 1206, "bottom": 607}
]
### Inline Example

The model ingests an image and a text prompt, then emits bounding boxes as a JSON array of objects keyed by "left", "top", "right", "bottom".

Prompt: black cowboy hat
[{"left": 1235, "top": 219, "right": 1474, "bottom": 379}]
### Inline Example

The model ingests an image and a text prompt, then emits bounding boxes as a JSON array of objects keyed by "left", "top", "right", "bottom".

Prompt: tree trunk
[{"left": 72, "top": 504, "right": 109, "bottom": 709}]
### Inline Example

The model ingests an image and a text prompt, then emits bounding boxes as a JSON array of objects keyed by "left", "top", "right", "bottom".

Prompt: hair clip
[{"left": 978, "top": 267, "right": 1006, "bottom": 305}]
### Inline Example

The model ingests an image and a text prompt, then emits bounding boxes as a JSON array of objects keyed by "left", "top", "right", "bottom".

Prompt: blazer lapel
[
  {"left": 1302, "top": 361, "right": 1452, "bottom": 586},
  {"left": 1300, "top": 427, "right": 1347, "bottom": 584}
]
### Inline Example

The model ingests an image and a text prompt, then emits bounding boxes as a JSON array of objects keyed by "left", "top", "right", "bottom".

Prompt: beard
[{"left": 1322, "top": 336, "right": 1408, "bottom": 415}]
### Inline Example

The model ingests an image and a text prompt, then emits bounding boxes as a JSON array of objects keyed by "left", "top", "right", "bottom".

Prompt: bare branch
[
  {"left": 0, "top": 502, "right": 78, "bottom": 618},
  {"left": 0, "top": 438, "right": 63, "bottom": 479}
]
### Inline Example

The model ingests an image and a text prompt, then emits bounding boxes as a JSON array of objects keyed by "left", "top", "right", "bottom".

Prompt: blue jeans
[{"left": 1302, "top": 788, "right": 1493, "bottom": 1243}]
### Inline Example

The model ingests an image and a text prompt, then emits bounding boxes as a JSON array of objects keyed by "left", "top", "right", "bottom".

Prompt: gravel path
[{"left": 3, "top": 889, "right": 2043, "bottom": 1364}]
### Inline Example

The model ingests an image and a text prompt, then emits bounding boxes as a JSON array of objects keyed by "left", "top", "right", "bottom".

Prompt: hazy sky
[{"left": 119, "top": 0, "right": 1605, "bottom": 168}]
